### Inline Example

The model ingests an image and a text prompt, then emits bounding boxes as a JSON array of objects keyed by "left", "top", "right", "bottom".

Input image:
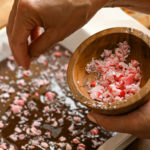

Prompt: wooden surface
[
  {"left": 67, "top": 27, "right": 150, "bottom": 115},
  {"left": 0, "top": 1, "right": 150, "bottom": 149},
  {"left": 0, "top": 0, "right": 13, "bottom": 29}
]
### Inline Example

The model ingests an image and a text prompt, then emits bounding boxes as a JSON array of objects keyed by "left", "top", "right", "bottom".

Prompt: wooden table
[{"left": 0, "top": 1, "right": 150, "bottom": 149}]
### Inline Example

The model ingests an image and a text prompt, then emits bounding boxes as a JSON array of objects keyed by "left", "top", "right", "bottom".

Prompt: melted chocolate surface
[{"left": 0, "top": 45, "right": 113, "bottom": 150}]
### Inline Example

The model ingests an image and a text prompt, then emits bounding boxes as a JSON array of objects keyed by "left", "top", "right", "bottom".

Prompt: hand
[
  {"left": 7, "top": 0, "right": 109, "bottom": 69},
  {"left": 88, "top": 100, "right": 150, "bottom": 139}
]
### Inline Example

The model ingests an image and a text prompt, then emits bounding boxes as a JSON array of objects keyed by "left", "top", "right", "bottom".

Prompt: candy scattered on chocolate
[{"left": 0, "top": 45, "right": 113, "bottom": 149}]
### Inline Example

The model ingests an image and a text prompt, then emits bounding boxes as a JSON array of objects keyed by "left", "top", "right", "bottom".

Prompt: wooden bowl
[{"left": 67, "top": 27, "right": 150, "bottom": 115}]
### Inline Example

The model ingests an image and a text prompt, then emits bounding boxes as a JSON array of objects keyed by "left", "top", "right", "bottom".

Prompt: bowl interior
[{"left": 73, "top": 32, "right": 150, "bottom": 104}]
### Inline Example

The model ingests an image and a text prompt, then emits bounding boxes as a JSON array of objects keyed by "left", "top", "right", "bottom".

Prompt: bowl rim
[{"left": 67, "top": 27, "right": 150, "bottom": 115}]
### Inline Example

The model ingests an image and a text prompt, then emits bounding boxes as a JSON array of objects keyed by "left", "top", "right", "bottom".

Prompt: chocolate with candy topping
[{"left": 0, "top": 45, "right": 113, "bottom": 150}]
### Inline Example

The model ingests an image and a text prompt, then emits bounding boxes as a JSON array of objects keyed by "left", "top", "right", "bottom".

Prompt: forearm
[{"left": 105, "top": 0, "right": 150, "bottom": 14}]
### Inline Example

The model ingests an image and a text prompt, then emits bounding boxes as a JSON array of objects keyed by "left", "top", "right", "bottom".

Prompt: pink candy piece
[
  {"left": 91, "top": 128, "right": 99, "bottom": 135},
  {"left": 9, "top": 145, "right": 16, "bottom": 150},
  {"left": 44, "top": 61, "right": 48, "bottom": 66},
  {"left": 66, "top": 143, "right": 72, "bottom": 150},
  {"left": 123, "top": 74, "right": 135, "bottom": 85},
  {"left": 0, "top": 76, "right": 4, "bottom": 80},
  {"left": 52, "top": 121, "right": 58, "bottom": 127},
  {"left": 68, "top": 124, "right": 74, "bottom": 132},
  {"left": 30, "top": 126, "right": 41, "bottom": 136},
  {"left": 63, "top": 64, "right": 68, "bottom": 72},
  {"left": 18, "top": 80, "right": 26, "bottom": 86},
  {"left": 72, "top": 138, "right": 80, "bottom": 144},
  {"left": 73, "top": 117, "right": 81, "bottom": 123},
  {"left": 0, "top": 121, "right": 4, "bottom": 129},
  {"left": 45, "top": 131, "right": 51, "bottom": 136},
  {"left": 8, "top": 56, "right": 15, "bottom": 61},
  {"left": 77, "top": 144, "right": 85, "bottom": 150},
  {"left": 91, "top": 81, "right": 96, "bottom": 87},
  {"left": 44, "top": 106, "right": 49, "bottom": 113},
  {"left": 37, "top": 79, "right": 49, "bottom": 87},
  {"left": 64, "top": 50, "right": 70, "bottom": 57},
  {"left": 14, "top": 99, "right": 24, "bottom": 106},
  {"left": 59, "top": 136, "right": 66, "bottom": 142},
  {"left": 45, "top": 92, "right": 55, "bottom": 100},
  {"left": 41, "top": 142, "right": 48, "bottom": 148},
  {"left": 11, "top": 104, "right": 22, "bottom": 114},
  {"left": 54, "top": 52, "right": 62, "bottom": 57},
  {"left": 9, "top": 134, "right": 18, "bottom": 141},
  {"left": 34, "top": 92, "right": 39, "bottom": 97},
  {"left": 37, "top": 55, "right": 47, "bottom": 64},
  {"left": 15, "top": 127, "right": 22, "bottom": 133},
  {"left": 19, "top": 134, "right": 25, "bottom": 140},
  {"left": 0, "top": 143, "right": 7, "bottom": 149},
  {"left": 131, "top": 59, "right": 139, "bottom": 67},
  {"left": 31, "top": 140, "right": 39, "bottom": 146},
  {"left": 23, "top": 71, "right": 30, "bottom": 77},
  {"left": 56, "top": 72, "right": 64, "bottom": 81}
]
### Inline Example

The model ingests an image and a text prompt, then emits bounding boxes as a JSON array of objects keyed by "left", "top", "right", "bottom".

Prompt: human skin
[
  {"left": 7, "top": 0, "right": 109, "bottom": 69},
  {"left": 7, "top": 0, "right": 150, "bottom": 139},
  {"left": 88, "top": 100, "right": 150, "bottom": 139},
  {"left": 7, "top": 0, "right": 150, "bottom": 69}
]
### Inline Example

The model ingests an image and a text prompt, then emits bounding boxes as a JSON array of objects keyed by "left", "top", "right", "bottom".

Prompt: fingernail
[{"left": 88, "top": 113, "right": 97, "bottom": 124}]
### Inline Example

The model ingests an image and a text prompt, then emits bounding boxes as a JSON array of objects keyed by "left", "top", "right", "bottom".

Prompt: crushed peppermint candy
[
  {"left": 91, "top": 128, "right": 99, "bottom": 135},
  {"left": 10, "top": 104, "right": 22, "bottom": 114},
  {"left": 56, "top": 72, "right": 64, "bottom": 81},
  {"left": 77, "top": 144, "right": 86, "bottom": 150},
  {"left": 64, "top": 50, "right": 71, "bottom": 57},
  {"left": 45, "top": 92, "right": 55, "bottom": 100},
  {"left": 53, "top": 52, "right": 62, "bottom": 57},
  {"left": 0, "top": 44, "right": 112, "bottom": 150},
  {"left": 0, "top": 121, "right": 4, "bottom": 129},
  {"left": 72, "top": 138, "right": 80, "bottom": 144},
  {"left": 40, "top": 142, "right": 48, "bottom": 148},
  {"left": 86, "top": 41, "right": 141, "bottom": 103}
]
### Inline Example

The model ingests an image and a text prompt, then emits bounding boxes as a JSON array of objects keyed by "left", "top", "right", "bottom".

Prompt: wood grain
[
  {"left": 67, "top": 27, "right": 150, "bottom": 115},
  {"left": 0, "top": 0, "right": 13, "bottom": 29}
]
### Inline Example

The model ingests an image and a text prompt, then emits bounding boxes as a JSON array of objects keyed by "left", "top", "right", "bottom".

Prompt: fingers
[
  {"left": 88, "top": 111, "right": 138, "bottom": 133},
  {"left": 29, "top": 29, "right": 58, "bottom": 58},
  {"left": 10, "top": 13, "right": 32, "bottom": 69},
  {"left": 7, "top": 0, "right": 31, "bottom": 68},
  {"left": 88, "top": 100, "right": 150, "bottom": 139}
]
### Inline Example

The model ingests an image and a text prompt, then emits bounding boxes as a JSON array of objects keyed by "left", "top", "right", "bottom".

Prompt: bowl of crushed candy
[{"left": 67, "top": 27, "right": 150, "bottom": 115}]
